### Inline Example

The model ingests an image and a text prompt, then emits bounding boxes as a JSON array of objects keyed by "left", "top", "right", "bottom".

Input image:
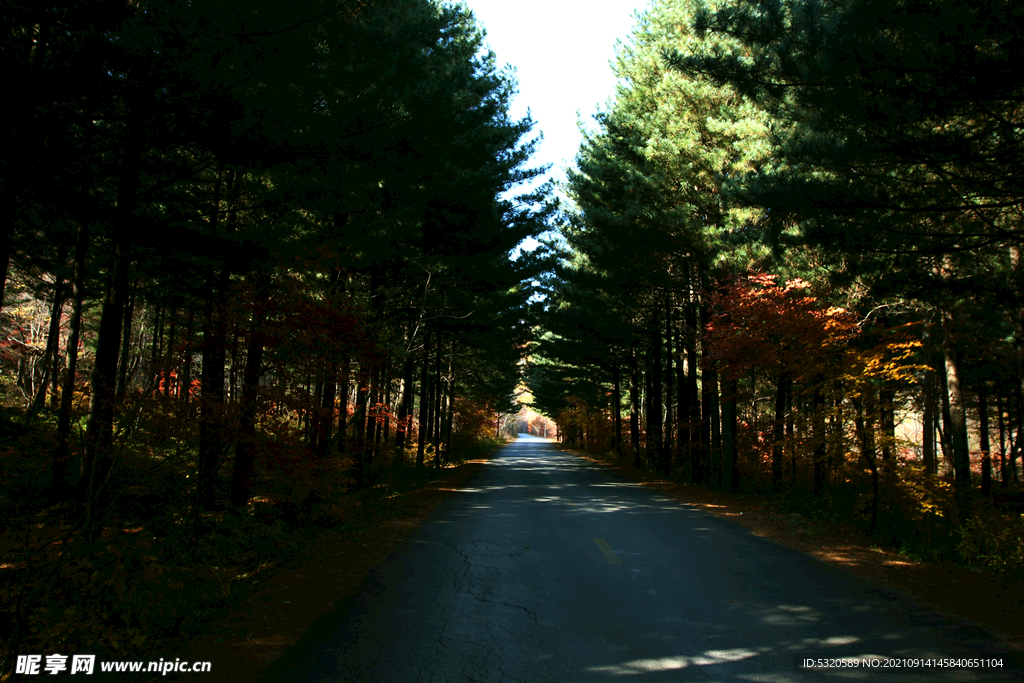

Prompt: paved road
[{"left": 258, "top": 436, "right": 1021, "bottom": 682}]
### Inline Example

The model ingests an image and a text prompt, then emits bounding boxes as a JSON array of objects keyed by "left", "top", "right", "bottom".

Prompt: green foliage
[
  {"left": 2, "top": 0, "right": 550, "bottom": 673},
  {"left": 535, "top": 0, "right": 775, "bottom": 459},
  {"left": 567, "top": 0, "right": 770, "bottom": 280},
  {"left": 958, "top": 513, "right": 1024, "bottom": 578},
  {"left": 668, "top": 0, "right": 1024, "bottom": 301},
  {"left": 540, "top": 0, "right": 1024, "bottom": 551}
]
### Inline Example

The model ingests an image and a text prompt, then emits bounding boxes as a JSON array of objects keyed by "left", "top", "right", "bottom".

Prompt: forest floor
[
  {"left": 186, "top": 441, "right": 1023, "bottom": 683},
  {"left": 184, "top": 455, "right": 496, "bottom": 683},
  {"left": 572, "top": 449, "right": 1024, "bottom": 653}
]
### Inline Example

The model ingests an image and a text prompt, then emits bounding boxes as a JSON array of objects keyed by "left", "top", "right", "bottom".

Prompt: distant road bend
[{"left": 260, "top": 435, "right": 1021, "bottom": 682}]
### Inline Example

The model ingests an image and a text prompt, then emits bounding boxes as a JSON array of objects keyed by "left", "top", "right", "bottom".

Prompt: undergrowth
[{"left": 0, "top": 408, "right": 492, "bottom": 678}]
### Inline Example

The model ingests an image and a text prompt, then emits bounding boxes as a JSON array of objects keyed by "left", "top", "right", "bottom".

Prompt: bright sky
[{"left": 463, "top": 0, "right": 653, "bottom": 187}]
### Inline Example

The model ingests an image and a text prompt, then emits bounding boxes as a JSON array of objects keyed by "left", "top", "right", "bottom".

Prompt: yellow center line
[{"left": 594, "top": 538, "right": 621, "bottom": 565}]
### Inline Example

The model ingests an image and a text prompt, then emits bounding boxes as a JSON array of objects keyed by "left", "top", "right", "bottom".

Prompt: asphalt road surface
[{"left": 258, "top": 435, "right": 1022, "bottom": 682}]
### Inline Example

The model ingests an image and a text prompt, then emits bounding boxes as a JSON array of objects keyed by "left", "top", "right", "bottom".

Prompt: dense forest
[
  {"left": 529, "top": 0, "right": 1024, "bottom": 570},
  {"left": 1, "top": 0, "right": 548, "bottom": 669},
  {"left": 3, "top": 0, "right": 1024, "bottom": 674}
]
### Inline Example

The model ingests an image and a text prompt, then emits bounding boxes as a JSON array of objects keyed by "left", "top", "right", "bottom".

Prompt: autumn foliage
[{"left": 707, "top": 274, "right": 857, "bottom": 381}]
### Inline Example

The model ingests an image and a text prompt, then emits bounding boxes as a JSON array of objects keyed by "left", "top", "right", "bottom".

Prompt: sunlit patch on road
[
  {"left": 762, "top": 604, "right": 823, "bottom": 626},
  {"left": 818, "top": 636, "right": 861, "bottom": 646},
  {"left": 585, "top": 648, "right": 762, "bottom": 674}
]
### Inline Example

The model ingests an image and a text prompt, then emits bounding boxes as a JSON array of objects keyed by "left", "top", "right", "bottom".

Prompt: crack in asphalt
[{"left": 430, "top": 536, "right": 548, "bottom": 677}]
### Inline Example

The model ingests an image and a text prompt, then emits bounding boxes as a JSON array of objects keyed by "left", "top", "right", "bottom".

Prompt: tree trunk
[
  {"left": 48, "top": 268, "right": 68, "bottom": 411},
  {"left": 771, "top": 373, "right": 789, "bottom": 492},
  {"left": 699, "top": 313, "right": 714, "bottom": 487},
  {"left": 612, "top": 358, "right": 623, "bottom": 457},
  {"left": 338, "top": 357, "right": 351, "bottom": 455},
  {"left": 80, "top": 228, "right": 131, "bottom": 526},
  {"left": 829, "top": 384, "right": 843, "bottom": 475},
  {"left": 942, "top": 309, "right": 972, "bottom": 520},
  {"left": 28, "top": 269, "right": 66, "bottom": 417},
  {"left": 53, "top": 222, "right": 89, "bottom": 494},
  {"left": 180, "top": 307, "right": 194, "bottom": 408},
  {"left": 163, "top": 308, "right": 177, "bottom": 399},
  {"left": 382, "top": 358, "right": 393, "bottom": 455},
  {"left": 708, "top": 359, "right": 721, "bottom": 489},
  {"left": 310, "top": 367, "right": 326, "bottom": 453},
  {"left": 1012, "top": 396, "right": 1022, "bottom": 484},
  {"left": 444, "top": 361, "right": 455, "bottom": 458},
  {"left": 997, "top": 388, "right": 1008, "bottom": 487},
  {"left": 629, "top": 344, "right": 640, "bottom": 465},
  {"left": 395, "top": 347, "right": 414, "bottom": 463},
  {"left": 0, "top": 216, "right": 10, "bottom": 318},
  {"left": 676, "top": 321, "right": 687, "bottom": 469},
  {"left": 812, "top": 375, "right": 827, "bottom": 496},
  {"left": 720, "top": 373, "right": 738, "bottom": 491},
  {"left": 366, "top": 366, "right": 380, "bottom": 466},
  {"left": 434, "top": 337, "right": 443, "bottom": 468},
  {"left": 879, "top": 385, "right": 896, "bottom": 461},
  {"left": 978, "top": 380, "right": 992, "bottom": 497},
  {"left": 228, "top": 324, "right": 239, "bottom": 405},
  {"left": 786, "top": 386, "right": 796, "bottom": 484},
  {"left": 938, "top": 349, "right": 954, "bottom": 468},
  {"left": 116, "top": 286, "right": 136, "bottom": 399},
  {"left": 318, "top": 359, "right": 337, "bottom": 459},
  {"left": 922, "top": 323, "right": 937, "bottom": 475},
  {"left": 642, "top": 342, "right": 652, "bottom": 459},
  {"left": 854, "top": 396, "right": 879, "bottom": 535},
  {"left": 685, "top": 288, "right": 701, "bottom": 482},
  {"left": 197, "top": 166, "right": 230, "bottom": 510},
  {"left": 650, "top": 306, "right": 665, "bottom": 474},
  {"left": 354, "top": 371, "right": 368, "bottom": 484},
  {"left": 80, "top": 115, "right": 142, "bottom": 531},
  {"left": 149, "top": 304, "right": 163, "bottom": 391},
  {"left": 664, "top": 299, "right": 674, "bottom": 461},
  {"left": 198, "top": 274, "right": 228, "bottom": 509},
  {"left": 417, "top": 330, "right": 430, "bottom": 468},
  {"left": 424, "top": 349, "right": 435, "bottom": 466},
  {"left": 229, "top": 272, "right": 270, "bottom": 507}
]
